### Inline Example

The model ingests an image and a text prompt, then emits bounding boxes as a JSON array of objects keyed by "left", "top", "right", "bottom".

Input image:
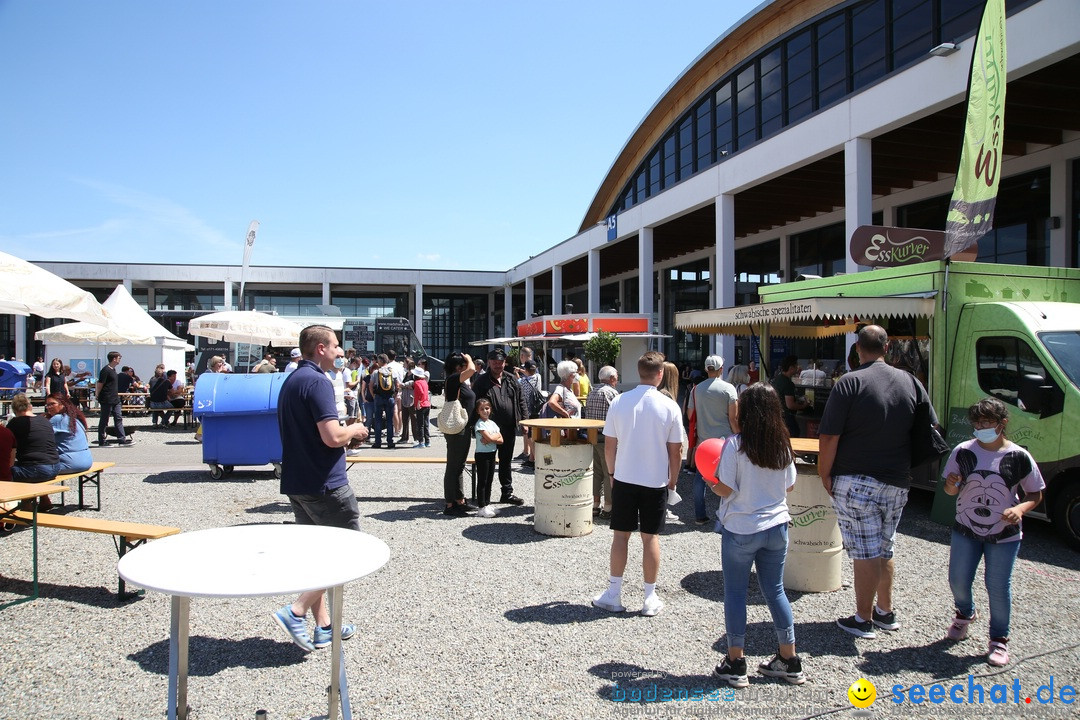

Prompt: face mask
[
  {"left": 973, "top": 427, "right": 1000, "bottom": 443},
  {"left": 333, "top": 357, "right": 345, "bottom": 369}
]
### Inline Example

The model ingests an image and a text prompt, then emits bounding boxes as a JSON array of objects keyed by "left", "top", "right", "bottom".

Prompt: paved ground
[{"left": 1, "top": 409, "right": 1078, "bottom": 720}]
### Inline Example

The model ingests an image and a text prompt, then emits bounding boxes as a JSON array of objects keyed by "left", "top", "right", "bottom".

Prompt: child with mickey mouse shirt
[{"left": 942, "top": 396, "right": 1044, "bottom": 668}]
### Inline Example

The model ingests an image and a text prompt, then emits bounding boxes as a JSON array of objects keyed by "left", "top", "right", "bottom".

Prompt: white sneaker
[
  {"left": 346, "top": 449, "right": 363, "bottom": 456},
  {"left": 477, "top": 505, "right": 497, "bottom": 518},
  {"left": 666, "top": 509, "right": 678, "bottom": 522},
  {"left": 592, "top": 591, "right": 625, "bottom": 612},
  {"left": 641, "top": 593, "right": 664, "bottom": 617}
]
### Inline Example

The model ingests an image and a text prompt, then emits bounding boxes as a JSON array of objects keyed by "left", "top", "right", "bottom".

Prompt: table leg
[
  {"left": 31, "top": 498, "right": 39, "bottom": 600},
  {"left": 169, "top": 595, "right": 190, "bottom": 720},
  {"left": 327, "top": 585, "right": 350, "bottom": 720}
]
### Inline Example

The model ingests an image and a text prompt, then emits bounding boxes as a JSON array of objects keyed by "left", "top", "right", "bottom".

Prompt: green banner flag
[{"left": 944, "top": 0, "right": 1007, "bottom": 258}]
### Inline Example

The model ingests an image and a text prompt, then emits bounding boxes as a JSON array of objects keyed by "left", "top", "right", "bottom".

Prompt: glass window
[
  {"left": 635, "top": 168, "right": 647, "bottom": 204},
  {"left": 851, "top": 0, "right": 886, "bottom": 90},
  {"left": 649, "top": 150, "right": 661, "bottom": 196},
  {"left": 816, "top": 14, "right": 847, "bottom": 107},
  {"left": 1073, "top": 158, "right": 1080, "bottom": 267},
  {"left": 786, "top": 30, "right": 814, "bottom": 123},
  {"left": 330, "top": 293, "right": 406, "bottom": 317},
  {"left": 663, "top": 134, "right": 677, "bottom": 188},
  {"left": 664, "top": 259, "right": 711, "bottom": 364},
  {"left": 678, "top": 115, "right": 694, "bottom": 180},
  {"left": 939, "top": 0, "right": 983, "bottom": 44},
  {"left": 759, "top": 47, "right": 783, "bottom": 136},
  {"left": 975, "top": 336, "right": 1054, "bottom": 407},
  {"left": 978, "top": 168, "right": 1052, "bottom": 266},
  {"left": 1041, "top": 332, "right": 1080, "bottom": 391},
  {"left": 736, "top": 65, "right": 757, "bottom": 149},
  {"left": 892, "top": 0, "right": 932, "bottom": 69},
  {"left": 791, "top": 222, "right": 846, "bottom": 278},
  {"left": 735, "top": 240, "right": 781, "bottom": 307},
  {"left": 623, "top": 183, "right": 635, "bottom": 210},
  {"left": 695, "top": 99, "right": 713, "bottom": 170},
  {"left": 715, "top": 82, "right": 733, "bottom": 156},
  {"left": 422, "top": 294, "right": 489, "bottom": 369}
]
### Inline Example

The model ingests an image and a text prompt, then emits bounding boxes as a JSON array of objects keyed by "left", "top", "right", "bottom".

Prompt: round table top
[
  {"left": 117, "top": 524, "right": 390, "bottom": 598},
  {"left": 520, "top": 418, "right": 606, "bottom": 430}
]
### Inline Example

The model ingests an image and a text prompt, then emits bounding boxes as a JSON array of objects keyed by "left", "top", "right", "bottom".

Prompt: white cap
[
  {"left": 290, "top": 348, "right": 302, "bottom": 358},
  {"left": 704, "top": 355, "right": 724, "bottom": 370}
]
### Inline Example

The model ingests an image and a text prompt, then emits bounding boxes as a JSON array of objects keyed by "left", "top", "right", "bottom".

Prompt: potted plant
[{"left": 583, "top": 330, "right": 621, "bottom": 373}]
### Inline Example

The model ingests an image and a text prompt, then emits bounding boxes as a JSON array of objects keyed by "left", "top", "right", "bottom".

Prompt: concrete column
[
  {"left": 487, "top": 292, "right": 496, "bottom": 341},
  {"left": 14, "top": 316, "right": 27, "bottom": 362},
  {"left": 657, "top": 266, "right": 666, "bottom": 337},
  {"left": 639, "top": 228, "right": 654, "bottom": 323},
  {"left": 414, "top": 283, "right": 424, "bottom": 344},
  {"left": 504, "top": 286, "right": 513, "bottom": 338},
  {"left": 122, "top": 278, "right": 132, "bottom": 293},
  {"left": 551, "top": 266, "right": 563, "bottom": 314},
  {"left": 321, "top": 281, "right": 331, "bottom": 306},
  {"left": 1050, "top": 159, "right": 1068, "bottom": 267},
  {"left": 147, "top": 286, "right": 156, "bottom": 310},
  {"left": 716, "top": 193, "right": 736, "bottom": 365},
  {"left": 524, "top": 276, "right": 535, "bottom": 321},
  {"left": 224, "top": 280, "right": 233, "bottom": 310},
  {"left": 588, "top": 248, "right": 601, "bottom": 314},
  {"left": 844, "top": 137, "right": 872, "bottom": 275},
  {"left": 780, "top": 235, "right": 791, "bottom": 283},
  {"left": 708, "top": 252, "right": 718, "bottom": 355}
]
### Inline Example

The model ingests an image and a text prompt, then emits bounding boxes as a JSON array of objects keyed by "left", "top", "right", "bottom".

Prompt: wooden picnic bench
[
  {"left": 7, "top": 511, "right": 181, "bottom": 599},
  {"left": 45, "top": 461, "right": 115, "bottom": 511},
  {"left": 346, "top": 455, "right": 478, "bottom": 499}
]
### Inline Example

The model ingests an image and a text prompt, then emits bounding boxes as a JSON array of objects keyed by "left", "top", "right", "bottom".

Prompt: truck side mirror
[{"left": 1018, "top": 374, "right": 1045, "bottom": 414}]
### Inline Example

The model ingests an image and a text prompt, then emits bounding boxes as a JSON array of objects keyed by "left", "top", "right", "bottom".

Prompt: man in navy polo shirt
[{"left": 271, "top": 325, "right": 370, "bottom": 653}]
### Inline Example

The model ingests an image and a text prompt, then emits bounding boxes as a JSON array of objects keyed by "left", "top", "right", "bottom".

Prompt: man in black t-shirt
[{"left": 95, "top": 351, "right": 131, "bottom": 445}]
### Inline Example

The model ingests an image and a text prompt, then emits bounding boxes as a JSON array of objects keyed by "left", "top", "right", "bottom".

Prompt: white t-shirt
[
  {"left": 388, "top": 361, "right": 406, "bottom": 384},
  {"left": 603, "top": 384, "right": 685, "bottom": 489},
  {"left": 715, "top": 434, "right": 796, "bottom": 535},
  {"left": 325, "top": 370, "right": 347, "bottom": 419}
]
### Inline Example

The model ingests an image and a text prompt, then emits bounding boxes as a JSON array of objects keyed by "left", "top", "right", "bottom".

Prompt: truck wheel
[
  {"left": 1052, "top": 481, "right": 1080, "bottom": 550},
  {"left": 209, "top": 464, "right": 224, "bottom": 480},
  {"left": 273, "top": 463, "right": 282, "bottom": 479}
]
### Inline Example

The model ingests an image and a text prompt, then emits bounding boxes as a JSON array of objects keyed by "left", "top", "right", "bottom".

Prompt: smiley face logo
[{"left": 848, "top": 678, "right": 876, "bottom": 709}]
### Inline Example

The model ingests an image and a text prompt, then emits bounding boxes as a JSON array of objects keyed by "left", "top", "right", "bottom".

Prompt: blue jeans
[
  {"left": 720, "top": 523, "right": 795, "bottom": 650},
  {"left": 373, "top": 395, "right": 395, "bottom": 447},
  {"left": 12, "top": 463, "right": 60, "bottom": 481},
  {"left": 949, "top": 529, "right": 1020, "bottom": 639},
  {"left": 693, "top": 472, "right": 709, "bottom": 521}
]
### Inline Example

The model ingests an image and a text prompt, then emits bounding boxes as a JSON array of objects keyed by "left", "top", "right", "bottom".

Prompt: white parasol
[
  {"left": 187, "top": 310, "right": 301, "bottom": 347},
  {"left": 0, "top": 251, "right": 110, "bottom": 325}
]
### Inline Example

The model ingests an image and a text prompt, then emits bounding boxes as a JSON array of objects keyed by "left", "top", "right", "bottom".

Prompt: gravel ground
[{"left": 2, "top": 409, "right": 1078, "bottom": 720}]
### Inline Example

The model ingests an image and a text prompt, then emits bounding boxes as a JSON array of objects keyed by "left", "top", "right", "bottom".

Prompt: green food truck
[{"left": 675, "top": 260, "right": 1080, "bottom": 547}]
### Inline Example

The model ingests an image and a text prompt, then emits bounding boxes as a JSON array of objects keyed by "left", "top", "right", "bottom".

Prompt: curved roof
[{"left": 579, "top": 0, "right": 844, "bottom": 231}]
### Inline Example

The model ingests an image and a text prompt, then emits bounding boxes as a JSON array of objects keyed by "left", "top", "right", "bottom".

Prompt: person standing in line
[
  {"left": 371, "top": 353, "right": 398, "bottom": 449},
  {"left": 95, "top": 351, "right": 131, "bottom": 446},
  {"left": 385, "top": 349, "right": 406, "bottom": 436},
  {"left": 583, "top": 365, "right": 619, "bottom": 519},
  {"left": 817, "top": 325, "right": 926, "bottom": 638},
  {"left": 709, "top": 384, "right": 805, "bottom": 688},
  {"left": 410, "top": 367, "right": 431, "bottom": 448},
  {"left": 592, "top": 351, "right": 684, "bottom": 617},
  {"left": 271, "top": 325, "right": 370, "bottom": 652},
  {"left": 686, "top": 355, "right": 739, "bottom": 525},
  {"left": 516, "top": 360, "right": 543, "bottom": 471},
  {"left": 399, "top": 359, "right": 416, "bottom": 445},
  {"left": 470, "top": 349, "right": 527, "bottom": 506},
  {"left": 941, "top": 397, "right": 1044, "bottom": 667}
]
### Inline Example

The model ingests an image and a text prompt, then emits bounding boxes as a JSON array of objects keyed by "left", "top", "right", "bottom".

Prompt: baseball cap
[
  {"left": 290, "top": 348, "right": 302, "bottom": 358},
  {"left": 523, "top": 361, "right": 537, "bottom": 371},
  {"left": 487, "top": 349, "right": 507, "bottom": 361},
  {"left": 704, "top": 355, "right": 724, "bottom": 370}
]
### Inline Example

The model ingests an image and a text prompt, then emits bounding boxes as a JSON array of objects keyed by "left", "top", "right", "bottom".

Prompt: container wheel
[
  {"left": 273, "top": 463, "right": 282, "bottom": 479},
  {"left": 1051, "top": 480, "right": 1080, "bottom": 550},
  {"left": 223, "top": 465, "right": 234, "bottom": 475},
  {"left": 208, "top": 464, "right": 224, "bottom": 480}
]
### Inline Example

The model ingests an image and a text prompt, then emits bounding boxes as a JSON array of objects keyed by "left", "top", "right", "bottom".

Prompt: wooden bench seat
[
  {"left": 9, "top": 511, "right": 180, "bottom": 599},
  {"left": 346, "top": 455, "right": 478, "bottom": 499},
  {"left": 44, "top": 461, "right": 115, "bottom": 511}
]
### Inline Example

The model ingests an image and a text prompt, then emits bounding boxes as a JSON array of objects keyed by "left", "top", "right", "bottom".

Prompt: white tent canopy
[
  {"left": 0, "top": 251, "right": 110, "bottom": 325},
  {"left": 674, "top": 295, "right": 937, "bottom": 338}
]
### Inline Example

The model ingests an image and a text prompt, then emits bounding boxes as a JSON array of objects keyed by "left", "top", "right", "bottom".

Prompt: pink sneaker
[
  {"left": 988, "top": 639, "right": 1009, "bottom": 667},
  {"left": 947, "top": 610, "right": 976, "bottom": 641}
]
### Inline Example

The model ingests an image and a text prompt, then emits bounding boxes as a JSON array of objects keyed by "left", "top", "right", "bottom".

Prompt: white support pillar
[
  {"left": 1050, "top": 159, "right": 1068, "bottom": 268},
  {"left": 503, "top": 286, "right": 513, "bottom": 338},
  {"left": 321, "top": 281, "right": 331, "bottom": 306},
  {"left": 716, "top": 193, "right": 736, "bottom": 365},
  {"left": 844, "top": 137, "right": 872, "bottom": 275},
  {"left": 147, "top": 286, "right": 156, "bottom": 310},
  {"left": 708, "top": 252, "right": 718, "bottom": 356},
  {"left": 780, "top": 235, "right": 791, "bottom": 283},
  {"left": 224, "top": 280, "right": 234, "bottom": 310},
  {"left": 639, "top": 228, "right": 654, "bottom": 324},
  {"left": 14, "top": 316, "right": 27, "bottom": 362},
  {"left": 588, "top": 248, "right": 601, "bottom": 314},
  {"left": 524, "top": 276, "right": 535, "bottom": 321},
  {"left": 656, "top": 266, "right": 666, "bottom": 337},
  {"left": 413, "top": 283, "right": 424, "bottom": 344},
  {"left": 122, "top": 278, "right": 132, "bottom": 293},
  {"left": 551, "top": 266, "right": 563, "bottom": 315}
]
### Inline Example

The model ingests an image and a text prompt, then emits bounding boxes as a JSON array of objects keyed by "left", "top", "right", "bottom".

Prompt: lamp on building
[
  {"left": 564, "top": 303, "right": 574, "bottom": 314},
  {"left": 929, "top": 42, "right": 959, "bottom": 57}
]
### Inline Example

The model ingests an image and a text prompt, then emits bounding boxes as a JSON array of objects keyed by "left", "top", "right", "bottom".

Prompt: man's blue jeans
[
  {"left": 373, "top": 395, "right": 395, "bottom": 447},
  {"left": 720, "top": 523, "right": 795, "bottom": 650},
  {"left": 949, "top": 529, "right": 1020, "bottom": 639},
  {"left": 693, "top": 472, "right": 709, "bottom": 522}
]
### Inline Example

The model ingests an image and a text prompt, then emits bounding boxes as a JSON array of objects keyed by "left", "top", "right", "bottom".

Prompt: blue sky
[{"left": 0, "top": 0, "right": 761, "bottom": 272}]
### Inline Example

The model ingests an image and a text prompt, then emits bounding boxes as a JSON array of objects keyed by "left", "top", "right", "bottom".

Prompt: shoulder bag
[
  {"left": 437, "top": 382, "right": 469, "bottom": 435},
  {"left": 909, "top": 378, "right": 950, "bottom": 468}
]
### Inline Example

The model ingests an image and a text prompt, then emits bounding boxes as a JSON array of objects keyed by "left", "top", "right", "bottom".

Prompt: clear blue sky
[{"left": 0, "top": 0, "right": 761, "bottom": 272}]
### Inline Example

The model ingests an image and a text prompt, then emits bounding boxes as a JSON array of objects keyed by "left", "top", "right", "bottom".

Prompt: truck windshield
[{"left": 1040, "top": 331, "right": 1080, "bottom": 389}]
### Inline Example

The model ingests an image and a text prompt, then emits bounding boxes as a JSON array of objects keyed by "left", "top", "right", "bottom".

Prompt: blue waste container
[
  {"left": 193, "top": 373, "right": 287, "bottom": 479},
  {"left": 0, "top": 361, "right": 33, "bottom": 398}
]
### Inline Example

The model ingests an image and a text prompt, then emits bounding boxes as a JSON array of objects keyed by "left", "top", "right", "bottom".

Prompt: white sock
[
  {"left": 608, "top": 576, "right": 623, "bottom": 596},
  {"left": 644, "top": 582, "right": 656, "bottom": 599},
  {"left": 875, "top": 605, "right": 889, "bottom": 615},
  {"left": 854, "top": 613, "right": 867, "bottom": 623}
]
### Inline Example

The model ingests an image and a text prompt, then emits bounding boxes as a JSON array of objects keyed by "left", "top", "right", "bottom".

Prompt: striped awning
[{"left": 674, "top": 295, "right": 936, "bottom": 338}]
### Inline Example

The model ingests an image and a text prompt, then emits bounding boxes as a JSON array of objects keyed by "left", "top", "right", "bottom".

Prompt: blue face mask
[
  {"left": 333, "top": 357, "right": 345, "bottom": 369},
  {"left": 973, "top": 427, "right": 1000, "bottom": 443}
]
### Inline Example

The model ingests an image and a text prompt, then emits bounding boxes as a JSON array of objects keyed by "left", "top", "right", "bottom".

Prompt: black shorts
[{"left": 610, "top": 479, "right": 668, "bottom": 535}]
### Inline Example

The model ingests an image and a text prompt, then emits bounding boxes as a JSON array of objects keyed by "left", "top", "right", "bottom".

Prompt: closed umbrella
[
  {"left": 0, "top": 251, "right": 109, "bottom": 325},
  {"left": 187, "top": 310, "right": 301, "bottom": 347}
]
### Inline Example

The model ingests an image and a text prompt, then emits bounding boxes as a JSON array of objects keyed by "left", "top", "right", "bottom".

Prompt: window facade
[
  {"left": 791, "top": 222, "right": 847, "bottom": 278},
  {"left": 329, "top": 293, "right": 407, "bottom": 318},
  {"left": 664, "top": 260, "right": 711, "bottom": 364},
  {"left": 610, "top": 0, "right": 1026, "bottom": 217},
  {"left": 423, "top": 293, "right": 489, "bottom": 369}
]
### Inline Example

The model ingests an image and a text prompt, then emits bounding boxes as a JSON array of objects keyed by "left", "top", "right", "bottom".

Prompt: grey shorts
[
  {"left": 288, "top": 483, "right": 361, "bottom": 531},
  {"left": 832, "top": 474, "right": 908, "bottom": 560}
]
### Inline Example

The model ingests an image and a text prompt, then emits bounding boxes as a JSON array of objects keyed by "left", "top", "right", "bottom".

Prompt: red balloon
[{"left": 695, "top": 437, "right": 726, "bottom": 485}]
